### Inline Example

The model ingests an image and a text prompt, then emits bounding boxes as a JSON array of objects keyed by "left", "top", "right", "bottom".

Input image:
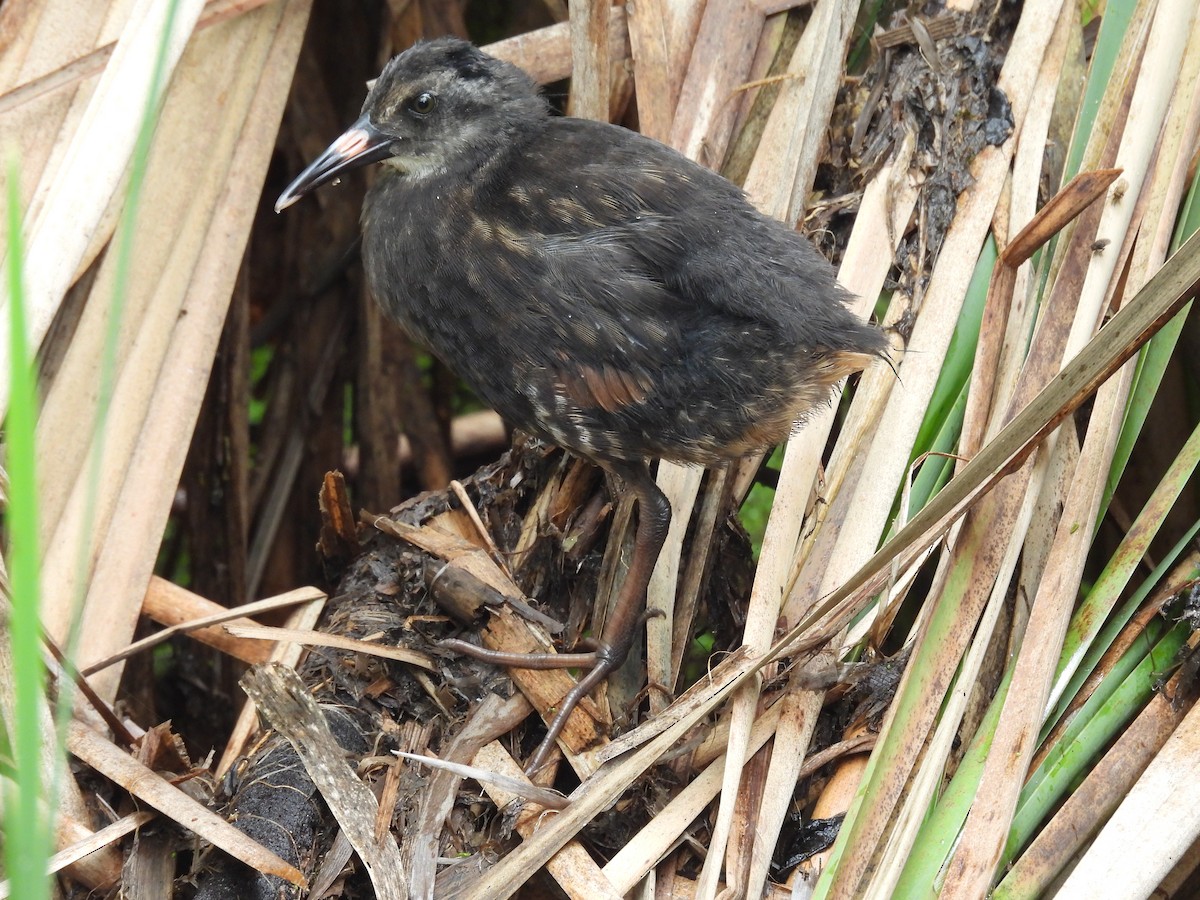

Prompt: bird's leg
[{"left": 441, "top": 461, "right": 671, "bottom": 775}]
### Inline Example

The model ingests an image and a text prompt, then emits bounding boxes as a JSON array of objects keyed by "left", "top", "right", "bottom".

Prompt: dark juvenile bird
[{"left": 277, "top": 36, "right": 887, "bottom": 773}]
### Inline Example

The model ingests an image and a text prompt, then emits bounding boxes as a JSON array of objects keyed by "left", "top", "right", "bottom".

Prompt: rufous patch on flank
[{"left": 557, "top": 363, "right": 651, "bottom": 414}]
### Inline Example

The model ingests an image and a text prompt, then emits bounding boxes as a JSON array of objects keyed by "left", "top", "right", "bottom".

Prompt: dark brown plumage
[{"left": 278, "top": 37, "right": 886, "bottom": 774}]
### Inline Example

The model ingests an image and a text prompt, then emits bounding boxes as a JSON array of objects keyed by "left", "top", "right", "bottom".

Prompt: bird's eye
[{"left": 409, "top": 92, "right": 436, "bottom": 117}]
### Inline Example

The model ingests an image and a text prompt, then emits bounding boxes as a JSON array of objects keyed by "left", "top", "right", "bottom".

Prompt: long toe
[{"left": 525, "top": 657, "right": 619, "bottom": 776}]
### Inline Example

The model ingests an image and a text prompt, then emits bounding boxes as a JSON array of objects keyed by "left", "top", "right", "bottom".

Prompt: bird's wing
[
  {"left": 519, "top": 118, "right": 864, "bottom": 350},
  {"left": 514, "top": 223, "right": 697, "bottom": 417}
]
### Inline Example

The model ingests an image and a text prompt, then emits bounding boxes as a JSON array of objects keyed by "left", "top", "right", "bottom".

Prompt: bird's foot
[
  {"left": 439, "top": 636, "right": 630, "bottom": 776},
  {"left": 438, "top": 460, "right": 669, "bottom": 778}
]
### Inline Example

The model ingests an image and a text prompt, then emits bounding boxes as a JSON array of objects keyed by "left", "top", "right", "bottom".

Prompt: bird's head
[{"left": 275, "top": 37, "right": 547, "bottom": 211}]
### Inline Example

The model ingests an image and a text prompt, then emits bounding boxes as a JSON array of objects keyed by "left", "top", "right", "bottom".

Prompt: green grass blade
[
  {"left": 1002, "top": 617, "right": 1189, "bottom": 877},
  {"left": 4, "top": 153, "right": 50, "bottom": 900},
  {"left": 908, "top": 237, "right": 995, "bottom": 485},
  {"left": 1043, "top": 516, "right": 1200, "bottom": 741},
  {"left": 890, "top": 666, "right": 1013, "bottom": 899},
  {"left": 1047, "top": 419, "right": 1200, "bottom": 721},
  {"left": 1061, "top": 2, "right": 1139, "bottom": 184},
  {"left": 1102, "top": 168, "right": 1200, "bottom": 519}
]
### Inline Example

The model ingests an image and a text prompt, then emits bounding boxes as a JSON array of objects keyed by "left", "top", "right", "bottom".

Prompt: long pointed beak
[{"left": 275, "top": 115, "right": 395, "bottom": 212}]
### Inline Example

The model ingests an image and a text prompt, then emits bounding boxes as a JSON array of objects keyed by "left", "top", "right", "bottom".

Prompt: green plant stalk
[
  {"left": 907, "top": 380, "right": 968, "bottom": 516},
  {"left": 5, "top": 154, "right": 50, "bottom": 900},
  {"left": 811, "top": 511, "right": 997, "bottom": 899},
  {"left": 852, "top": 383, "right": 964, "bottom": 638},
  {"left": 1002, "top": 616, "right": 1188, "bottom": 878},
  {"left": 890, "top": 666, "right": 1014, "bottom": 900},
  {"left": 1046, "top": 417, "right": 1200, "bottom": 725},
  {"left": 1104, "top": 307, "right": 1189, "bottom": 520},
  {"left": 1026, "top": 0, "right": 1143, "bottom": 329},
  {"left": 888, "top": 545, "right": 1197, "bottom": 896},
  {"left": 1061, "top": 0, "right": 1139, "bottom": 185},
  {"left": 1102, "top": 167, "right": 1200, "bottom": 519},
  {"left": 847, "top": 0, "right": 889, "bottom": 72},
  {"left": 1043, "top": 516, "right": 1200, "bottom": 742},
  {"left": 908, "top": 237, "right": 995, "bottom": 479},
  {"left": 817, "top": 232, "right": 991, "bottom": 898},
  {"left": 879, "top": 237, "right": 992, "bottom": 540}
]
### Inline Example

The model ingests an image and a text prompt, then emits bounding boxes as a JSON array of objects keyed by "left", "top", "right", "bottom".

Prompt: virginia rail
[{"left": 278, "top": 37, "right": 886, "bottom": 774}]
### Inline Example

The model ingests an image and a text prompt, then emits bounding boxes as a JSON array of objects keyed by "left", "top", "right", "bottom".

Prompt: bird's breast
[{"left": 361, "top": 174, "right": 558, "bottom": 402}]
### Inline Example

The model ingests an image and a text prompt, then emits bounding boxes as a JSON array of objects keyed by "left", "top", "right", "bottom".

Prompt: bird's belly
[{"left": 364, "top": 236, "right": 851, "bottom": 467}]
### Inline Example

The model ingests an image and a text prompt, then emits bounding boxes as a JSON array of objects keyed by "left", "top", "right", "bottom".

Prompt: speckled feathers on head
[
  {"left": 378, "top": 37, "right": 516, "bottom": 85},
  {"left": 361, "top": 38, "right": 549, "bottom": 178}
]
